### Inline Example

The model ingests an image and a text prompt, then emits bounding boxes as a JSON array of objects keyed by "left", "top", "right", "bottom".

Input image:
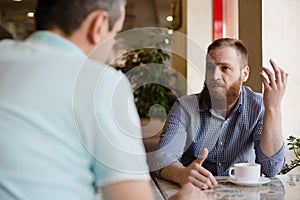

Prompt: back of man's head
[{"left": 35, "top": 0, "right": 126, "bottom": 36}]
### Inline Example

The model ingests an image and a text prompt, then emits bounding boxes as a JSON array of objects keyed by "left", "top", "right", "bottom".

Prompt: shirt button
[
  {"left": 219, "top": 141, "right": 223, "bottom": 146},
  {"left": 218, "top": 163, "right": 222, "bottom": 166}
]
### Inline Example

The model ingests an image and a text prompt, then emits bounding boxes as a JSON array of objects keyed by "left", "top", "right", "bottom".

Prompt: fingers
[
  {"left": 269, "top": 59, "right": 289, "bottom": 85},
  {"left": 198, "top": 167, "right": 218, "bottom": 188},
  {"left": 260, "top": 71, "right": 270, "bottom": 89},
  {"left": 195, "top": 148, "right": 208, "bottom": 165},
  {"left": 189, "top": 148, "right": 217, "bottom": 189},
  {"left": 281, "top": 68, "right": 289, "bottom": 85},
  {"left": 193, "top": 170, "right": 217, "bottom": 189},
  {"left": 260, "top": 59, "right": 288, "bottom": 89},
  {"left": 269, "top": 59, "right": 282, "bottom": 84},
  {"left": 261, "top": 66, "right": 275, "bottom": 88},
  {"left": 186, "top": 169, "right": 214, "bottom": 189}
]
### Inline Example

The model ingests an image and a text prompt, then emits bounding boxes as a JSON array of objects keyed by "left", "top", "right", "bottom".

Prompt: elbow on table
[{"left": 262, "top": 161, "right": 285, "bottom": 177}]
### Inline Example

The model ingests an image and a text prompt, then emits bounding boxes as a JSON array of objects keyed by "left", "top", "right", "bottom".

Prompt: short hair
[
  {"left": 35, "top": 0, "right": 127, "bottom": 36},
  {"left": 207, "top": 38, "right": 248, "bottom": 67}
]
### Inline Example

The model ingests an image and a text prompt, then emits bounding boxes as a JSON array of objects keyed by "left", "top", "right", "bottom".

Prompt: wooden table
[{"left": 151, "top": 174, "right": 300, "bottom": 200}]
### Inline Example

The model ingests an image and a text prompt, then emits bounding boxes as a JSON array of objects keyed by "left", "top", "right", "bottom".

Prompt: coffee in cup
[{"left": 228, "top": 163, "right": 261, "bottom": 183}]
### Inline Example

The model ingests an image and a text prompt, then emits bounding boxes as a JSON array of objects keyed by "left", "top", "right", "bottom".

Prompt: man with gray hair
[{"left": 0, "top": 0, "right": 205, "bottom": 199}]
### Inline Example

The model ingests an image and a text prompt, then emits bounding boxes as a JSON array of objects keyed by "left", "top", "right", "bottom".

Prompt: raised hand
[
  {"left": 260, "top": 59, "right": 288, "bottom": 110},
  {"left": 259, "top": 59, "right": 288, "bottom": 159}
]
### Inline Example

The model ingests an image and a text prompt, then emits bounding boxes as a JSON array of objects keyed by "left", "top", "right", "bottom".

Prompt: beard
[{"left": 205, "top": 78, "right": 242, "bottom": 110}]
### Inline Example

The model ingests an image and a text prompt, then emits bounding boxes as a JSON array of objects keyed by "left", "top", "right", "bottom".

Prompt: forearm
[
  {"left": 259, "top": 59, "right": 288, "bottom": 157},
  {"left": 260, "top": 107, "right": 284, "bottom": 157},
  {"left": 102, "top": 180, "right": 154, "bottom": 200},
  {"left": 160, "top": 163, "right": 185, "bottom": 185}
]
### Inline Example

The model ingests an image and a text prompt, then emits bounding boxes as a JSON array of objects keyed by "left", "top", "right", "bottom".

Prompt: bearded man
[{"left": 152, "top": 38, "right": 288, "bottom": 190}]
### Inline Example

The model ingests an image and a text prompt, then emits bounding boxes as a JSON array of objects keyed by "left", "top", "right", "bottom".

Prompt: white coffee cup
[{"left": 228, "top": 163, "right": 261, "bottom": 183}]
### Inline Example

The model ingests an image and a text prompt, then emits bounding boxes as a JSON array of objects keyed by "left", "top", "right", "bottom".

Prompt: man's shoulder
[
  {"left": 242, "top": 86, "right": 264, "bottom": 106},
  {"left": 178, "top": 93, "right": 199, "bottom": 103},
  {"left": 0, "top": 39, "right": 23, "bottom": 55},
  {"left": 242, "top": 86, "right": 263, "bottom": 98},
  {"left": 85, "top": 59, "right": 126, "bottom": 82},
  {"left": 176, "top": 93, "right": 200, "bottom": 110}
]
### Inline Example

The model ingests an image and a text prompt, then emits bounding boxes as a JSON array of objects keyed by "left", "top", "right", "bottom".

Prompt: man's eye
[{"left": 221, "top": 66, "right": 229, "bottom": 71}]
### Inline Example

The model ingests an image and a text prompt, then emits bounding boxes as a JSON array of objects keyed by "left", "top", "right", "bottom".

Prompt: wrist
[
  {"left": 264, "top": 106, "right": 281, "bottom": 113},
  {"left": 173, "top": 164, "right": 185, "bottom": 184}
]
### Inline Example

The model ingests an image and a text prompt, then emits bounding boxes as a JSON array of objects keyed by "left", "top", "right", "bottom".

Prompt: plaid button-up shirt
[{"left": 151, "top": 86, "right": 285, "bottom": 177}]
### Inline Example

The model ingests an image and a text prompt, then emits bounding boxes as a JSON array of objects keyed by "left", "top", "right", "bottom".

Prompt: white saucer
[{"left": 227, "top": 177, "right": 271, "bottom": 186}]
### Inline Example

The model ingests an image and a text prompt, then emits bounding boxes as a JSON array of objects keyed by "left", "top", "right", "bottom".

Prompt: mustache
[{"left": 206, "top": 81, "right": 225, "bottom": 87}]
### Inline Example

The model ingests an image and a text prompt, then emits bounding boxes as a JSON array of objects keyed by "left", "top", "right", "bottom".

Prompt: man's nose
[{"left": 212, "top": 68, "right": 221, "bottom": 80}]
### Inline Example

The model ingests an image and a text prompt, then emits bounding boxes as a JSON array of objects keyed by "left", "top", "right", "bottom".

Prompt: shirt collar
[
  {"left": 26, "top": 31, "right": 86, "bottom": 58},
  {"left": 198, "top": 92, "right": 210, "bottom": 112}
]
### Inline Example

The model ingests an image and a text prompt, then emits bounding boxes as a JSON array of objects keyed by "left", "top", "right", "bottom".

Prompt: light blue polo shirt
[{"left": 0, "top": 31, "right": 150, "bottom": 200}]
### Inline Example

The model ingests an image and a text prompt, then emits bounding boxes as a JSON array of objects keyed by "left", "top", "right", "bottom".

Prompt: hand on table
[
  {"left": 169, "top": 183, "right": 208, "bottom": 200},
  {"left": 177, "top": 148, "right": 217, "bottom": 190}
]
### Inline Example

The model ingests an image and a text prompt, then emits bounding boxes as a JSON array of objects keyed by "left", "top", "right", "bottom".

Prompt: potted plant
[
  {"left": 113, "top": 29, "right": 179, "bottom": 122},
  {"left": 112, "top": 28, "right": 182, "bottom": 151},
  {"left": 115, "top": 47, "right": 177, "bottom": 120},
  {"left": 281, "top": 135, "right": 300, "bottom": 174}
]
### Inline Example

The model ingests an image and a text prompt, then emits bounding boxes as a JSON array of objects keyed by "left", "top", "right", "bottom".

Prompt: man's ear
[
  {"left": 241, "top": 65, "right": 250, "bottom": 82},
  {"left": 88, "top": 10, "right": 109, "bottom": 45}
]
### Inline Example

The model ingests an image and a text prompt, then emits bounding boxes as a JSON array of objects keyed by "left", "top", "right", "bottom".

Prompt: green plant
[
  {"left": 280, "top": 135, "right": 300, "bottom": 174},
  {"left": 115, "top": 47, "right": 177, "bottom": 119}
]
